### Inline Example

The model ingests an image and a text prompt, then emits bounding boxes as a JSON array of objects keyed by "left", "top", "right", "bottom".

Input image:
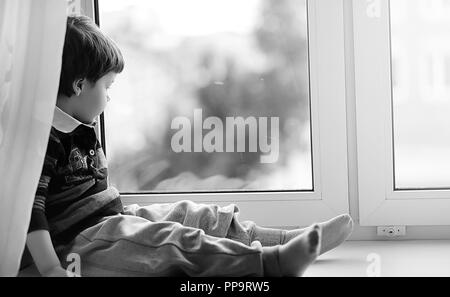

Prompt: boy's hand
[
  {"left": 43, "top": 266, "right": 70, "bottom": 277},
  {"left": 43, "top": 266, "right": 82, "bottom": 277},
  {"left": 26, "top": 230, "right": 82, "bottom": 277}
]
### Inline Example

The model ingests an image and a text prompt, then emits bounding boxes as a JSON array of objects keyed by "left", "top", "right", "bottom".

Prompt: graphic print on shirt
[{"left": 64, "top": 146, "right": 91, "bottom": 184}]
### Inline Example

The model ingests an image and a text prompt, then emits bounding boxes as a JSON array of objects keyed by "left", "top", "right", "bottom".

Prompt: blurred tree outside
[{"left": 101, "top": 0, "right": 312, "bottom": 192}]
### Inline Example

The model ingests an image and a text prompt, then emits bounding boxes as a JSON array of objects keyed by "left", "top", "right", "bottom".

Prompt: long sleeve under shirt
[{"left": 28, "top": 106, "right": 123, "bottom": 246}]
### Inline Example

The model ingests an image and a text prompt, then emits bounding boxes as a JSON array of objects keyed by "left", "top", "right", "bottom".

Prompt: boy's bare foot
[
  {"left": 283, "top": 214, "right": 353, "bottom": 255},
  {"left": 277, "top": 224, "right": 321, "bottom": 276}
]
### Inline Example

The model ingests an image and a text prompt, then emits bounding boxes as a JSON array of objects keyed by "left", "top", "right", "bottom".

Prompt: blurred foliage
[{"left": 103, "top": 0, "right": 311, "bottom": 192}]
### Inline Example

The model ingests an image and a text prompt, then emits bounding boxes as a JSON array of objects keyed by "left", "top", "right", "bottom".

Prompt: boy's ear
[{"left": 72, "top": 78, "right": 86, "bottom": 96}]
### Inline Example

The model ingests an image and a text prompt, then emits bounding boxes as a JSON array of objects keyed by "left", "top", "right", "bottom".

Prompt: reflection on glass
[
  {"left": 100, "top": 0, "right": 312, "bottom": 192},
  {"left": 391, "top": 0, "right": 450, "bottom": 189}
]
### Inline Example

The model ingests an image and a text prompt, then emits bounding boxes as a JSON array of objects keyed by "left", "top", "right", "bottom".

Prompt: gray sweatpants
[{"left": 57, "top": 200, "right": 286, "bottom": 277}]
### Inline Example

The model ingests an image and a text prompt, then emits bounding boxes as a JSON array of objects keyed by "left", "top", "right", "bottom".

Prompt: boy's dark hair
[{"left": 58, "top": 15, "right": 124, "bottom": 97}]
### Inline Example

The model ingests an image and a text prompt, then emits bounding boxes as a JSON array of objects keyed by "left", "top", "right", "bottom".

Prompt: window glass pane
[
  {"left": 391, "top": 0, "right": 450, "bottom": 189},
  {"left": 100, "top": 0, "right": 312, "bottom": 193}
]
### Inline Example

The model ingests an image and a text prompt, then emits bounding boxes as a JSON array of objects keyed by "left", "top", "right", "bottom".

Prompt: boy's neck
[{"left": 56, "top": 95, "right": 76, "bottom": 118}]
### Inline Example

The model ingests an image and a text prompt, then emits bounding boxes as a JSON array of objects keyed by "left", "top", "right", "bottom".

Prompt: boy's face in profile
[{"left": 74, "top": 71, "right": 116, "bottom": 124}]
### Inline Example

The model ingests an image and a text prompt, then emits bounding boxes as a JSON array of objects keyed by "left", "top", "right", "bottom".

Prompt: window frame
[
  {"left": 353, "top": 0, "right": 450, "bottom": 226},
  {"left": 83, "top": 0, "right": 350, "bottom": 228}
]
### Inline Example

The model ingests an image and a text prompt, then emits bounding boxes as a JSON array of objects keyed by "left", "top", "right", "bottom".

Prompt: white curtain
[{"left": 0, "top": 0, "right": 67, "bottom": 276}]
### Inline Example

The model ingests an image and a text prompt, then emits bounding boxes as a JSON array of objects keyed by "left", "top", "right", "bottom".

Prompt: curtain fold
[{"left": 0, "top": 0, "right": 67, "bottom": 276}]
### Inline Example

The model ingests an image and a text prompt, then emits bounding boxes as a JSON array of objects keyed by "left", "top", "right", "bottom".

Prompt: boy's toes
[{"left": 336, "top": 214, "right": 353, "bottom": 227}]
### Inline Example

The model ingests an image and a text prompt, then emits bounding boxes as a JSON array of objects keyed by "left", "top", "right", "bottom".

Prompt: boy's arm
[
  {"left": 27, "top": 130, "right": 68, "bottom": 276},
  {"left": 26, "top": 230, "right": 67, "bottom": 277}
]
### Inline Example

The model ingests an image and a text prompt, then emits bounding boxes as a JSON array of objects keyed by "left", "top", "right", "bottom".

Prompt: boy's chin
[
  {"left": 79, "top": 116, "right": 99, "bottom": 125},
  {"left": 89, "top": 116, "right": 101, "bottom": 125}
]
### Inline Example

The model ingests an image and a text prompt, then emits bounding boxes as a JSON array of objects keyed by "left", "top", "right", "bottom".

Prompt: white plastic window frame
[
  {"left": 354, "top": 0, "right": 450, "bottom": 226},
  {"left": 82, "top": 0, "right": 350, "bottom": 228}
]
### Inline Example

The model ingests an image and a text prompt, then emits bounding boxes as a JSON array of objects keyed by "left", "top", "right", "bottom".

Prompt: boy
[{"left": 26, "top": 15, "right": 353, "bottom": 277}]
